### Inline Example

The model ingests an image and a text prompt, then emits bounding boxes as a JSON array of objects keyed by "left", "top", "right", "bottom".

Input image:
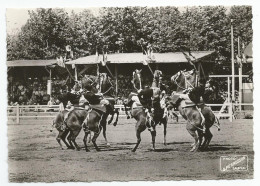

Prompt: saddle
[
  {"left": 182, "top": 98, "right": 204, "bottom": 108},
  {"left": 169, "top": 94, "right": 204, "bottom": 108},
  {"left": 90, "top": 104, "right": 107, "bottom": 113}
]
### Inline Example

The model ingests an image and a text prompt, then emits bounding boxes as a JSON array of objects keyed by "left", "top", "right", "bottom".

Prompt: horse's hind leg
[
  {"left": 102, "top": 123, "right": 110, "bottom": 146},
  {"left": 56, "top": 132, "right": 64, "bottom": 150},
  {"left": 67, "top": 131, "right": 75, "bottom": 149},
  {"left": 113, "top": 109, "right": 119, "bottom": 126},
  {"left": 132, "top": 130, "right": 142, "bottom": 152},
  {"left": 71, "top": 129, "right": 81, "bottom": 151},
  {"left": 197, "top": 130, "right": 203, "bottom": 150},
  {"left": 187, "top": 127, "right": 200, "bottom": 152},
  {"left": 92, "top": 130, "right": 101, "bottom": 151},
  {"left": 108, "top": 114, "right": 114, "bottom": 125},
  {"left": 60, "top": 129, "right": 71, "bottom": 149},
  {"left": 163, "top": 120, "right": 167, "bottom": 146},
  {"left": 83, "top": 131, "right": 91, "bottom": 152},
  {"left": 150, "top": 127, "right": 156, "bottom": 151},
  {"left": 204, "top": 130, "right": 213, "bottom": 149}
]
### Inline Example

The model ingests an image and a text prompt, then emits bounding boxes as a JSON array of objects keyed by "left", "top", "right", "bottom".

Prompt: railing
[
  {"left": 207, "top": 103, "right": 253, "bottom": 122},
  {"left": 7, "top": 104, "right": 129, "bottom": 124},
  {"left": 7, "top": 103, "right": 253, "bottom": 124}
]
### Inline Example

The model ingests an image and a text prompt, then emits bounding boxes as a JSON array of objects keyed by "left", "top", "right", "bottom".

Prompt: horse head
[
  {"left": 171, "top": 69, "right": 197, "bottom": 93},
  {"left": 98, "top": 73, "right": 114, "bottom": 96},
  {"left": 152, "top": 70, "right": 162, "bottom": 87},
  {"left": 81, "top": 75, "right": 99, "bottom": 93},
  {"left": 132, "top": 69, "right": 142, "bottom": 91}
]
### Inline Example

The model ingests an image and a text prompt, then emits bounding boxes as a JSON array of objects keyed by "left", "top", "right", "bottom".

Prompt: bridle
[
  {"left": 84, "top": 76, "right": 98, "bottom": 87},
  {"left": 173, "top": 70, "right": 197, "bottom": 90},
  {"left": 99, "top": 73, "right": 114, "bottom": 95}
]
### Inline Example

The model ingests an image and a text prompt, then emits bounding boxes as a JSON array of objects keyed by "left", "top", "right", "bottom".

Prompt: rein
[
  {"left": 85, "top": 76, "right": 97, "bottom": 87},
  {"left": 174, "top": 71, "right": 197, "bottom": 90}
]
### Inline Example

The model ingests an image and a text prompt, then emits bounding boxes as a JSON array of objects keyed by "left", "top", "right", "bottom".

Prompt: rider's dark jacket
[
  {"left": 83, "top": 91, "right": 101, "bottom": 105},
  {"left": 188, "top": 85, "right": 205, "bottom": 105},
  {"left": 138, "top": 88, "right": 153, "bottom": 109}
]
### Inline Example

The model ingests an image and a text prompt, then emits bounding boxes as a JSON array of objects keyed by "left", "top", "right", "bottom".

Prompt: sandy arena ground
[{"left": 8, "top": 117, "right": 254, "bottom": 182}]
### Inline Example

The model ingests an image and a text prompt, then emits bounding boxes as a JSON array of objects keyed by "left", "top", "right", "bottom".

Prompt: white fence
[
  {"left": 7, "top": 104, "right": 128, "bottom": 124},
  {"left": 7, "top": 103, "right": 253, "bottom": 124}
]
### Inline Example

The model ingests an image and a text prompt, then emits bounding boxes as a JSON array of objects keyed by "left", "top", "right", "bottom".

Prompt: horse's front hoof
[
  {"left": 67, "top": 146, "right": 75, "bottom": 150},
  {"left": 190, "top": 145, "right": 199, "bottom": 152},
  {"left": 95, "top": 148, "right": 101, "bottom": 152},
  {"left": 127, "top": 116, "right": 130, "bottom": 119},
  {"left": 85, "top": 148, "right": 90, "bottom": 152},
  {"left": 113, "top": 122, "right": 117, "bottom": 126},
  {"left": 218, "top": 128, "right": 221, "bottom": 131},
  {"left": 76, "top": 148, "right": 81, "bottom": 151},
  {"left": 108, "top": 121, "right": 112, "bottom": 125}
]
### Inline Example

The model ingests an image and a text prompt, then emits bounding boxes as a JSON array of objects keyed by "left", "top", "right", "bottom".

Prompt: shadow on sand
[{"left": 204, "top": 144, "right": 240, "bottom": 152}]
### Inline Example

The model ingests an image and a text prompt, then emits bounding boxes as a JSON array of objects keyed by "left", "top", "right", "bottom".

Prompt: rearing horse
[
  {"left": 81, "top": 73, "right": 119, "bottom": 126},
  {"left": 124, "top": 69, "right": 168, "bottom": 152},
  {"left": 170, "top": 69, "right": 220, "bottom": 151}
]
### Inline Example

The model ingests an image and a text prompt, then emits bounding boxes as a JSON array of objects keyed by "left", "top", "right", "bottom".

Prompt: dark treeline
[{"left": 7, "top": 6, "right": 252, "bottom": 62}]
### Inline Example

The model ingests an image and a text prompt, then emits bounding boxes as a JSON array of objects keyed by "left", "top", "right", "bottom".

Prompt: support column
[
  {"left": 231, "top": 19, "right": 235, "bottom": 101},
  {"left": 115, "top": 64, "right": 118, "bottom": 96},
  {"left": 238, "top": 37, "right": 242, "bottom": 111},
  {"left": 228, "top": 77, "right": 233, "bottom": 122},
  {"left": 75, "top": 65, "right": 78, "bottom": 81},
  {"left": 239, "top": 67, "right": 243, "bottom": 111}
]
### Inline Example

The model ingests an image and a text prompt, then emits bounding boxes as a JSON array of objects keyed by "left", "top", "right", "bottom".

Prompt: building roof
[
  {"left": 6, "top": 51, "right": 215, "bottom": 67},
  {"left": 66, "top": 51, "right": 215, "bottom": 65},
  {"left": 7, "top": 60, "right": 57, "bottom": 67}
]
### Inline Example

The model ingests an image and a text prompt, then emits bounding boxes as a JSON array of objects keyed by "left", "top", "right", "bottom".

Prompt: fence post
[
  {"left": 228, "top": 103, "right": 233, "bottom": 122},
  {"left": 16, "top": 104, "right": 20, "bottom": 124}
]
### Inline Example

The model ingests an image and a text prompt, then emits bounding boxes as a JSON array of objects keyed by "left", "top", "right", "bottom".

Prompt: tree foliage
[{"left": 7, "top": 6, "right": 252, "bottom": 63}]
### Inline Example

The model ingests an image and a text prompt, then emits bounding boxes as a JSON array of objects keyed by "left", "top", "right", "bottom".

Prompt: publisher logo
[{"left": 220, "top": 155, "right": 248, "bottom": 172}]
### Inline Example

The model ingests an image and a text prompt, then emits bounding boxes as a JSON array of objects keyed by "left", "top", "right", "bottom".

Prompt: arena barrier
[
  {"left": 7, "top": 104, "right": 129, "bottom": 124},
  {"left": 7, "top": 103, "right": 253, "bottom": 124}
]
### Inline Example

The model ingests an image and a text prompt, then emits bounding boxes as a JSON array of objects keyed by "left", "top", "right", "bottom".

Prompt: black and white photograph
[{"left": 1, "top": 0, "right": 259, "bottom": 184}]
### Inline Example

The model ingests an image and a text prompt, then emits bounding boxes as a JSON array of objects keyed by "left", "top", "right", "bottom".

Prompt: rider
[
  {"left": 137, "top": 86, "right": 156, "bottom": 131},
  {"left": 63, "top": 81, "right": 84, "bottom": 123},
  {"left": 180, "top": 78, "right": 206, "bottom": 133},
  {"left": 82, "top": 84, "right": 109, "bottom": 132}
]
